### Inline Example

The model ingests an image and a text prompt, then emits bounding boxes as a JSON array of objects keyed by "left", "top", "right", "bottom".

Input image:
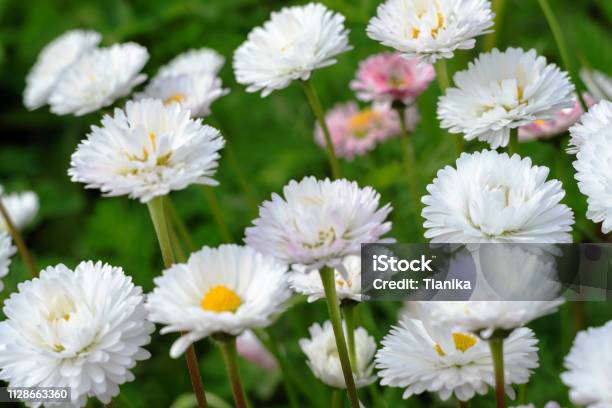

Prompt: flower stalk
[
  {"left": 202, "top": 187, "right": 233, "bottom": 243},
  {"left": 301, "top": 79, "right": 341, "bottom": 179},
  {"left": 484, "top": 0, "right": 508, "bottom": 51},
  {"left": 217, "top": 336, "right": 248, "bottom": 408},
  {"left": 0, "top": 199, "right": 37, "bottom": 278},
  {"left": 341, "top": 303, "right": 358, "bottom": 373},
  {"left": 508, "top": 128, "right": 520, "bottom": 156},
  {"left": 489, "top": 334, "right": 506, "bottom": 408},
  {"left": 319, "top": 266, "right": 359, "bottom": 408},
  {"left": 434, "top": 60, "right": 463, "bottom": 154}
]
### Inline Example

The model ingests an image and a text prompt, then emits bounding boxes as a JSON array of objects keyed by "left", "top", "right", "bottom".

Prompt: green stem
[
  {"left": 537, "top": 0, "right": 588, "bottom": 111},
  {"left": 319, "top": 267, "right": 359, "bottom": 408},
  {"left": 301, "top": 79, "right": 341, "bottom": 179},
  {"left": 146, "top": 196, "right": 208, "bottom": 408},
  {"left": 508, "top": 128, "right": 520, "bottom": 156},
  {"left": 165, "top": 196, "right": 197, "bottom": 252},
  {"left": 396, "top": 105, "right": 425, "bottom": 239},
  {"left": 458, "top": 400, "right": 469, "bottom": 408},
  {"left": 434, "top": 59, "right": 450, "bottom": 92},
  {"left": 202, "top": 187, "right": 233, "bottom": 243},
  {"left": 484, "top": 0, "right": 507, "bottom": 51},
  {"left": 218, "top": 337, "right": 248, "bottom": 408},
  {"left": 0, "top": 199, "right": 37, "bottom": 278},
  {"left": 489, "top": 335, "right": 506, "bottom": 408},
  {"left": 341, "top": 303, "right": 358, "bottom": 373},
  {"left": 331, "top": 390, "right": 344, "bottom": 408}
]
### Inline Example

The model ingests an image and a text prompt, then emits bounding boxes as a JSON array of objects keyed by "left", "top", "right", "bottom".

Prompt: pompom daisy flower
[
  {"left": 0, "top": 261, "right": 153, "bottom": 407},
  {"left": 350, "top": 53, "right": 435, "bottom": 105},
  {"left": 300, "top": 321, "right": 377, "bottom": 389},
  {"left": 146, "top": 244, "right": 291, "bottom": 358},
  {"left": 314, "top": 102, "right": 419, "bottom": 160},
  {"left": 24, "top": 29, "right": 101, "bottom": 110},
  {"left": 561, "top": 321, "right": 612, "bottom": 408},
  {"left": 366, "top": 0, "right": 494, "bottom": 63},
  {"left": 244, "top": 176, "right": 393, "bottom": 272},
  {"left": 0, "top": 187, "right": 39, "bottom": 232},
  {"left": 376, "top": 318, "right": 539, "bottom": 401},
  {"left": 567, "top": 99, "right": 612, "bottom": 154},
  {"left": 0, "top": 233, "right": 15, "bottom": 292},
  {"left": 69, "top": 98, "right": 224, "bottom": 203},
  {"left": 233, "top": 3, "right": 351, "bottom": 97},
  {"left": 289, "top": 255, "right": 362, "bottom": 303},
  {"left": 437, "top": 48, "right": 575, "bottom": 148},
  {"left": 422, "top": 150, "right": 574, "bottom": 243},
  {"left": 157, "top": 48, "right": 225, "bottom": 78},
  {"left": 49, "top": 42, "right": 149, "bottom": 116}
]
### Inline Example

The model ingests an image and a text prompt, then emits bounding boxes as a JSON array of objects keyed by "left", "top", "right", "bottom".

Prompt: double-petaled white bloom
[
  {"left": 437, "top": 48, "right": 575, "bottom": 148},
  {"left": 24, "top": 29, "right": 101, "bottom": 110},
  {"left": 561, "top": 321, "right": 612, "bottom": 408},
  {"left": 0, "top": 233, "right": 15, "bottom": 292},
  {"left": 49, "top": 43, "right": 149, "bottom": 116},
  {"left": 245, "top": 177, "right": 393, "bottom": 272},
  {"left": 157, "top": 48, "right": 225, "bottom": 77},
  {"left": 0, "top": 261, "right": 153, "bottom": 407},
  {"left": 568, "top": 100, "right": 612, "bottom": 154},
  {"left": 233, "top": 3, "right": 351, "bottom": 97},
  {"left": 376, "top": 318, "right": 539, "bottom": 401},
  {"left": 146, "top": 244, "right": 291, "bottom": 358},
  {"left": 69, "top": 99, "right": 224, "bottom": 203},
  {"left": 300, "top": 321, "right": 376, "bottom": 389},
  {"left": 366, "top": 0, "right": 494, "bottom": 63},
  {"left": 289, "top": 255, "right": 362, "bottom": 303},
  {"left": 422, "top": 150, "right": 574, "bottom": 243},
  {"left": 0, "top": 187, "right": 39, "bottom": 232}
]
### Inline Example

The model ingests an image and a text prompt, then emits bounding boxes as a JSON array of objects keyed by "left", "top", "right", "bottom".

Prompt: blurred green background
[{"left": 0, "top": 0, "right": 610, "bottom": 406}]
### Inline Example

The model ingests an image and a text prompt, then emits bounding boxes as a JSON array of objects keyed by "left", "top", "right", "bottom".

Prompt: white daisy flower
[
  {"left": 376, "top": 319, "right": 539, "bottom": 401},
  {"left": 244, "top": 176, "right": 393, "bottom": 272},
  {"left": 289, "top": 255, "right": 362, "bottom": 303},
  {"left": 146, "top": 244, "right": 291, "bottom": 358},
  {"left": 567, "top": 100, "right": 612, "bottom": 154},
  {"left": 300, "top": 320, "right": 376, "bottom": 389},
  {"left": 437, "top": 48, "right": 575, "bottom": 148},
  {"left": 0, "top": 188, "right": 39, "bottom": 232},
  {"left": 580, "top": 68, "right": 612, "bottom": 101},
  {"left": 510, "top": 403, "right": 560, "bottom": 408},
  {"left": 0, "top": 233, "right": 16, "bottom": 292},
  {"left": 138, "top": 73, "right": 229, "bottom": 118},
  {"left": 0, "top": 261, "right": 153, "bottom": 407},
  {"left": 233, "top": 3, "right": 351, "bottom": 97},
  {"left": 561, "top": 321, "right": 612, "bottom": 408},
  {"left": 49, "top": 42, "right": 149, "bottom": 116},
  {"left": 366, "top": 0, "right": 494, "bottom": 63},
  {"left": 157, "top": 48, "right": 225, "bottom": 77},
  {"left": 422, "top": 150, "right": 574, "bottom": 243},
  {"left": 69, "top": 98, "right": 224, "bottom": 203},
  {"left": 24, "top": 29, "right": 101, "bottom": 110}
]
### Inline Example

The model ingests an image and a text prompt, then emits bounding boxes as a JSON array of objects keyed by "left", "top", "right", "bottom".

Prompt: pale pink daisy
[
  {"left": 350, "top": 53, "right": 435, "bottom": 105},
  {"left": 315, "top": 102, "right": 420, "bottom": 160}
]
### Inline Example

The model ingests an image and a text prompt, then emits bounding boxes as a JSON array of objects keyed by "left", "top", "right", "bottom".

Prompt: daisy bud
[{"left": 0, "top": 187, "right": 39, "bottom": 232}]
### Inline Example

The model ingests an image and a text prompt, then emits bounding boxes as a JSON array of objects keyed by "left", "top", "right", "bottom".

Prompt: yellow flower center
[
  {"left": 411, "top": 12, "right": 445, "bottom": 39},
  {"left": 534, "top": 119, "right": 546, "bottom": 125},
  {"left": 348, "top": 109, "right": 377, "bottom": 137},
  {"left": 434, "top": 332, "right": 478, "bottom": 356},
  {"left": 164, "top": 93, "right": 186, "bottom": 105},
  {"left": 517, "top": 86, "right": 525, "bottom": 103},
  {"left": 201, "top": 285, "right": 242, "bottom": 313}
]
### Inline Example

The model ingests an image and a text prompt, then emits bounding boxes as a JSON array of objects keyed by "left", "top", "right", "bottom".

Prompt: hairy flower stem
[
  {"left": 0, "top": 199, "right": 37, "bottom": 278},
  {"left": 434, "top": 60, "right": 463, "bottom": 154},
  {"left": 202, "top": 187, "right": 233, "bottom": 243},
  {"left": 396, "top": 105, "right": 425, "bottom": 238},
  {"left": 218, "top": 336, "right": 248, "bottom": 408},
  {"left": 319, "top": 267, "right": 360, "bottom": 408},
  {"left": 341, "top": 303, "right": 358, "bottom": 373},
  {"left": 537, "top": 0, "right": 588, "bottom": 111},
  {"left": 147, "top": 196, "right": 208, "bottom": 408},
  {"left": 301, "top": 79, "right": 341, "bottom": 179},
  {"left": 489, "top": 334, "right": 506, "bottom": 408},
  {"left": 508, "top": 128, "right": 520, "bottom": 156}
]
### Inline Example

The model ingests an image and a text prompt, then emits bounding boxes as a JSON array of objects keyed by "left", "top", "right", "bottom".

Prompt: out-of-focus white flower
[
  {"left": 245, "top": 177, "right": 393, "bottom": 272},
  {"left": 438, "top": 48, "right": 575, "bottom": 148},
  {"left": 236, "top": 330, "right": 278, "bottom": 372},
  {"left": 69, "top": 99, "right": 224, "bottom": 203},
  {"left": 510, "top": 402, "right": 561, "bottom": 408},
  {"left": 568, "top": 100, "right": 612, "bottom": 154},
  {"left": 0, "top": 261, "right": 153, "bottom": 407},
  {"left": 146, "top": 244, "right": 291, "bottom": 358},
  {"left": 49, "top": 43, "right": 149, "bottom": 116},
  {"left": 561, "top": 321, "right": 612, "bottom": 408},
  {"left": 376, "top": 318, "right": 538, "bottom": 401},
  {"left": 289, "top": 255, "right": 362, "bottom": 303},
  {"left": 233, "top": 3, "right": 351, "bottom": 97},
  {"left": 157, "top": 48, "right": 225, "bottom": 77},
  {"left": 581, "top": 68, "right": 612, "bottom": 101},
  {"left": 300, "top": 320, "right": 376, "bottom": 389},
  {"left": 0, "top": 233, "right": 15, "bottom": 292},
  {"left": 0, "top": 188, "right": 39, "bottom": 232},
  {"left": 366, "top": 0, "right": 494, "bottom": 63},
  {"left": 24, "top": 30, "right": 101, "bottom": 110},
  {"left": 422, "top": 150, "right": 574, "bottom": 243}
]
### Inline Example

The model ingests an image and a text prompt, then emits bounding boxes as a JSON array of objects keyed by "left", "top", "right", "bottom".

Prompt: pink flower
[
  {"left": 315, "top": 102, "right": 419, "bottom": 160},
  {"left": 350, "top": 53, "right": 435, "bottom": 105},
  {"left": 236, "top": 330, "right": 278, "bottom": 372},
  {"left": 519, "top": 94, "right": 594, "bottom": 142}
]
